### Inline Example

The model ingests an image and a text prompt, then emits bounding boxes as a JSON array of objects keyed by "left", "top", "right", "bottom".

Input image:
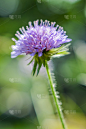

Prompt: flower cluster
[{"left": 11, "top": 19, "right": 72, "bottom": 75}]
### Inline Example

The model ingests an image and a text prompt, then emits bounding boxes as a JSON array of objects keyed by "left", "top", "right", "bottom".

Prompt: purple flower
[
  {"left": 11, "top": 19, "right": 72, "bottom": 58},
  {"left": 11, "top": 19, "right": 72, "bottom": 75}
]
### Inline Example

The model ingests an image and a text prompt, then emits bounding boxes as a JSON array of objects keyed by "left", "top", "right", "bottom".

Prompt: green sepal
[
  {"left": 32, "top": 59, "right": 37, "bottom": 76},
  {"left": 42, "top": 58, "right": 45, "bottom": 67},
  {"left": 46, "top": 43, "right": 71, "bottom": 57},
  {"left": 36, "top": 58, "right": 42, "bottom": 76},
  {"left": 27, "top": 43, "right": 71, "bottom": 76},
  {"left": 27, "top": 57, "right": 34, "bottom": 65},
  {"left": 52, "top": 51, "right": 70, "bottom": 58}
]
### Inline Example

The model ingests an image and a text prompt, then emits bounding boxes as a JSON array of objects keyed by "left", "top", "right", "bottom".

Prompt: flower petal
[
  {"left": 38, "top": 52, "right": 43, "bottom": 57},
  {"left": 11, "top": 51, "right": 21, "bottom": 58}
]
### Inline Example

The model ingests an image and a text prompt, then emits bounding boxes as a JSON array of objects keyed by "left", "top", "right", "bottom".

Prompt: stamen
[
  {"left": 34, "top": 20, "right": 39, "bottom": 27},
  {"left": 15, "top": 34, "right": 20, "bottom": 39},
  {"left": 26, "top": 26, "right": 29, "bottom": 30},
  {"left": 44, "top": 20, "right": 48, "bottom": 26},
  {"left": 47, "top": 21, "right": 50, "bottom": 26},
  {"left": 16, "top": 31, "right": 21, "bottom": 36},
  {"left": 40, "top": 19, "right": 43, "bottom": 26},
  {"left": 56, "top": 24, "right": 59, "bottom": 30},
  {"left": 28, "top": 21, "right": 33, "bottom": 28},
  {"left": 22, "top": 27, "right": 26, "bottom": 33},
  {"left": 12, "top": 38, "right": 16, "bottom": 42},
  {"left": 58, "top": 26, "right": 63, "bottom": 32},
  {"left": 51, "top": 22, "right": 56, "bottom": 27},
  {"left": 19, "top": 28, "right": 24, "bottom": 34}
]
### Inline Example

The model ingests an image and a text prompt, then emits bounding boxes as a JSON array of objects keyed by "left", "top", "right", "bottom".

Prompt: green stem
[{"left": 45, "top": 60, "right": 67, "bottom": 129}]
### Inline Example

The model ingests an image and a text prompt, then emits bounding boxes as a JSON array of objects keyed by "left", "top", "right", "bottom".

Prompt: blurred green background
[{"left": 0, "top": 0, "right": 86, "bottom": 129}]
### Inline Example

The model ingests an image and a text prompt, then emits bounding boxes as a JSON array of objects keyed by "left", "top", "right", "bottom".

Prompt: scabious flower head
[{"left": 11, "top": 19, "right": 72, "bottom": 75}]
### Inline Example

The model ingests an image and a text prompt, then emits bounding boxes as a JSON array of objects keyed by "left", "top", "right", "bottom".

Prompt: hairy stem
[{"left": 45, "top": 60, "right": 67, "bottom": 129}]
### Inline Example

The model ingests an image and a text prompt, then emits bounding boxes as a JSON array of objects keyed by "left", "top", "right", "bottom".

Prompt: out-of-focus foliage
[{"left": 0, "top": 0, "right": 86, "bottom": 129}]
